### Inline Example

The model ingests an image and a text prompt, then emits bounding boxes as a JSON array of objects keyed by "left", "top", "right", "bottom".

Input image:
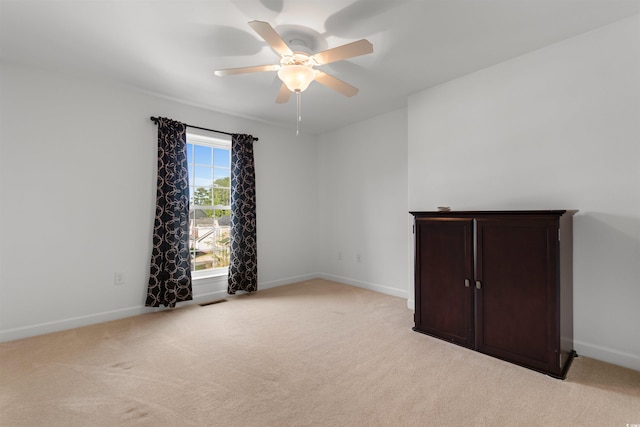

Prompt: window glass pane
[
  {"left": 213, "top": 188, "right": 230, "bottom": 208},
  {"left": 194, "top": 166, "right": 212, "bottom": 188},
  {"left": 192, "top": 186, "right": 212, "bottom": 207},
  {"left": 214, "top": 213, "right": 231, "bottom": 268},
  {"left": 194, "top": 145, "right": 212, "bottom": 166},
  {"left": 191, "top": 215, "right": 215, "bottom": 271},
  {"left": 217, "top": 209, "right": 231, "bottom": 221},
  {"left": 214, "top": 168, "right": 230, "bottom": 184},
  {"left": 186, "top": 144, "right": 193, "bottom": 163},
  {"left": 188, "top": 164, "right": 194, "bottom": 186},
  {"left": 214, "top": 148, "right": 230, "bottom": 167}
]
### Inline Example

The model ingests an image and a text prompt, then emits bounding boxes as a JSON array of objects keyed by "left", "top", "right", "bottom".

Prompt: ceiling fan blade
[
  {"left": 214, "top": 64, "right": 279, "bottom": 76},
  {"left": 275, "top": 83, "right": 292, "bottom": 104},
  {"left": 314, "top": 70, "right": 359, "bottom": 97},
  {"left": 312, "top": 39, "right": 373, "bottom": 65},
  {"left": 248, "top": 20, "right": 293, "bottom": 57}
]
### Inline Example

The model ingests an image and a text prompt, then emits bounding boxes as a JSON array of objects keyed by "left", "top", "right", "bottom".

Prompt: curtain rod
[{"left": 149, "top": 116, "right": 259, "bottom": 141}]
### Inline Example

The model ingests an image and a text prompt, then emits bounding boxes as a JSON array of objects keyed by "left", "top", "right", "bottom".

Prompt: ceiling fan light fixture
[{"left": 277, "top": 64, "right": 315, "bottom": 93}]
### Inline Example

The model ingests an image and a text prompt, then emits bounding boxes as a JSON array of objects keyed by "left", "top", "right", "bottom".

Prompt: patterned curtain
[
  {"left": 146, "top": 118, "right": 193, "bottom": 307},
  {"left": 228, "top": 134, "right": 258, "bottom": 294}
]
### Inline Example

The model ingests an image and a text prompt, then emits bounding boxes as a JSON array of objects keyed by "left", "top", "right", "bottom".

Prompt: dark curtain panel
[
  {"left": 146, "top": 118, "right": 193, "bottom": 307},
  {"left": 228, "top": 134, "right": 258, "bottom": 294}
]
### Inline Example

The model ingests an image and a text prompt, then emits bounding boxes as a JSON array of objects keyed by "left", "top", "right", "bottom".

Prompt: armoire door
[
  {"left": 474, "top": 217, "right": 558, "bottom": 372},
  {"left": 414, "top": 218, "right": 474, "bottom": 348}
]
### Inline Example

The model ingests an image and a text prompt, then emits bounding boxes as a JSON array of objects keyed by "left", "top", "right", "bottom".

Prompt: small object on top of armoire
[{"left": 410, "top": 210, "right": 577, "bottom": 379}]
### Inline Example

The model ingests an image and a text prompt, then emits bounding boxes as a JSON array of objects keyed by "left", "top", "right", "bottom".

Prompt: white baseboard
[
  {"left": 0, "top": 272, "right": 409, "bottom": 343},
  {"left": 407, "top": 298, "right": 415, "bottom": 311},
  {"left": 13, "top": 274, "right": 636, "bottom": 373},
  {"left": 0, "top": 274, "right": 320, "bottom": 343},
  {"left": 574, "top": 339, "right": 640, "bottom": 372},
  {"left": 0, "top": 305, "right": 155, "bottom": 343},
  {"left": 257, "top": 273, "right": 320, "bottom": 290},
  {"left": 317, "top": 273, "right": 408, "bottom": 299}
]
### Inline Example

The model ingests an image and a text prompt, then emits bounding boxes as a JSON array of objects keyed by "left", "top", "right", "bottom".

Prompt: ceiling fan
[{"left": 214, "top": 20, "right": 374, "bottom": 104}]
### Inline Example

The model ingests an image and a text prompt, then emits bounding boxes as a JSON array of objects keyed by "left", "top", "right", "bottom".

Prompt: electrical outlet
[{"left": 114, "top": 272, "right": 125, "bottom": 285}]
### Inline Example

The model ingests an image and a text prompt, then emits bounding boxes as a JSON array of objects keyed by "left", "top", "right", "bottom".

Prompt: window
[{"left": 186, "top": 132, "right": 231, "bottom": 277}]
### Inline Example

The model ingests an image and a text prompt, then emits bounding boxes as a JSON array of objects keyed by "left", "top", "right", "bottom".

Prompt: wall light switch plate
[{"left": 114, "top": 272, "right": 125, "bottom": 285}]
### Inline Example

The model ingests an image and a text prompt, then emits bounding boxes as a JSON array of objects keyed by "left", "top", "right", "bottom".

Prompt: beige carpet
[{"left": 1, "top": 279, "right": 638, "bottom": 426}]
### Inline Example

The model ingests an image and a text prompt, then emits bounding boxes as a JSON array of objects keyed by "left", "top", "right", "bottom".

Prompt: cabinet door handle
[
  {"left": 475, "top": 280, "right": 482, "bottom": 289},
  {"left": 464, "top": 279, "right": 470, "bottom": 288}
]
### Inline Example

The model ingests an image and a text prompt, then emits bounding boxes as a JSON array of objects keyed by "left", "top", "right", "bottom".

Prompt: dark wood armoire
[{"left": 410, "top": 210, "right": 577, "bottom": 379}]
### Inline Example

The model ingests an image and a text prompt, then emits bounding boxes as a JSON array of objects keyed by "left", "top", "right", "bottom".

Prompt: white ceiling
[{"left": 1, "top": 0, "right": 639, "bottom": 134}]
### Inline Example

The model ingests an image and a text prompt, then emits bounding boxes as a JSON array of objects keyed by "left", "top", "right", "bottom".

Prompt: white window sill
[
  {"left": 191, "top": 270, "right": 228, "bottom": 301},
  {"left": 193, "top": 269, "right": 227, "bottom": 283}
]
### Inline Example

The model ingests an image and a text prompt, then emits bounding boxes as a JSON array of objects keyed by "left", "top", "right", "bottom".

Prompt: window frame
[{"left": 186, "top": 131, "right": 232, "bottom": 280}]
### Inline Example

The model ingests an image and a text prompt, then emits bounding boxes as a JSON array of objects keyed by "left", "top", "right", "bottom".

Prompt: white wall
[
  {"left": 408, "top": 16, "right": 640, "bottom": 371},
  {"left": 317, "top": 108, "right": 409, "bottom": 298},
  {"left": 2, "top": 15, "right": 638, "bottom": 373},
  {"left": 0, "top": 62, "right": 318, "bottom": 341}
]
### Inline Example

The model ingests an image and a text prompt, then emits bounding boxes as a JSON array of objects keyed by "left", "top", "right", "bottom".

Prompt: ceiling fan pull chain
[{"left": 296, "top": 91, "right": 302, "bottom": 136}]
